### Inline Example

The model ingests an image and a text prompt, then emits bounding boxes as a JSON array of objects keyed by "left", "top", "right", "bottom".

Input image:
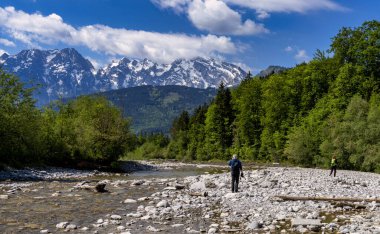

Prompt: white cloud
[
  {"left": 188, "top": 0, "right": 268, "bottom": 35},
  {"left": 151, "top": 0, "right": 191, "bottom": 13},
  {"left": 284, "top": 46, "right": 293, "bottom": 52},
  {"left": 0, "top": 38, "right": 16, "bottom": 47},
  {"left": 152, "top": 0, "right": 345, "bottom": 34},
  {"left": 256, "top": 10, "right": 270, "bottom": 20},
  {"left": 232, "top": 62, "right": 253, "bottom": 73},
  {"left": 0, "top": 6, "right": 237, "bottom": 63},
  {"left": 295, "top": 49, "right": 310, "bottom": 63},
  {"left": 224, "top": 0, "right": 345, "bottom": 13}
]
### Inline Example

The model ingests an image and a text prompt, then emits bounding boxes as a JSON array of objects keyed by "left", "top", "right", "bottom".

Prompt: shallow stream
[{"left": 0, "top": 164, "right": 229, "bottom": 233}]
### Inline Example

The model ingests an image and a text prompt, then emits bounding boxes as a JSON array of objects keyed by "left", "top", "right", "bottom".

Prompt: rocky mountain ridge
[{"left": 0, "top": 48, "right": 246, "bottom": 105}]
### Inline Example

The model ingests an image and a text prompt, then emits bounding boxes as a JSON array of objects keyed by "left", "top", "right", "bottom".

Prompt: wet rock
[
  {"left": 81, "top": 227, "right": 89, "bottom": 231},
  {"left": 132, "top": 180, "right": 145, "bottom": 186},
  {"left": 95, "top": 182, "right": 107, "bottom": 193},
  {"left": 56, "top": 222, "right": 69, "bottom": 229}
]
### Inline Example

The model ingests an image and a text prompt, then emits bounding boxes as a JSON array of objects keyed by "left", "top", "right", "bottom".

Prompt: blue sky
[{"left": 0, "top": 0, "right": 379, "bottom": 73}]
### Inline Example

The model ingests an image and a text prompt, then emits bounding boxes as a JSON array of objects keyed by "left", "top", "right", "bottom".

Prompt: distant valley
[{"left": 93, "top": 85, "right": 217, "bottom": 133}]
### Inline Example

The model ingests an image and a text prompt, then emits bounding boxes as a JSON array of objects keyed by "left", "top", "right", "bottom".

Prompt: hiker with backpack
[{"left": 228, "top": 154, "right": 243, "bottom": 193}]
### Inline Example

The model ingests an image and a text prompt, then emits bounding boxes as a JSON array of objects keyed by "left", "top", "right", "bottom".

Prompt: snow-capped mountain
[{"left": 0, "top": 48, "right": 246, "bottom": 105}]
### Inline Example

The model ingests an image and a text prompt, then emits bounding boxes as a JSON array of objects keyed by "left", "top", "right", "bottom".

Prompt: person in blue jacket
[{"left": 228, "top": 154, "right": 243, "bottom": 193}]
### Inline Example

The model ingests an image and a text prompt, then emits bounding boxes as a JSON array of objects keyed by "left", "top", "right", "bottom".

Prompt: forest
[
  {"left": 130, "top": 20, "right": 380, "bottom": 173},
  {"left": 1, "top": 21, "right": 379, "bottom": 172}
]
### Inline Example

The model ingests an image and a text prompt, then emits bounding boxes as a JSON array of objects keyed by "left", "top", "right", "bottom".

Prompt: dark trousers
[
  {"left": 329, "top": 166, "right": 337, "bottom": 177},
  {"left": 231, "top": 173, "right": 240, "bottom": 192}
]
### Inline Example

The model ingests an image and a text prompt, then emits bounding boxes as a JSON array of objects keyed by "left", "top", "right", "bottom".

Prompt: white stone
[
  {"left": 208, "top": 228, "right": 217, "bottom": 234},
  {"left": 124, "top": 199, "right": 137, "bottom": 204},
  {"left": 190, "top": 181, "right": 206, "bottom": 191},
  {"left": 66, "top": 224, "right": 77, "bottom": 230},
  {"left": 156, "top": 200, "right": 169, "bottom": 208},
  {"left": 56, "top": 222, "right": 69, "bottom": 229},
  {"left": 172, "top": 224, "right": 184, "bottom": 228},
  {"left": 146, "top": 225, "right": 161, "bottom": 232},
  {"left": 111, "top": 215, "right": 122, "bottom": 220}
]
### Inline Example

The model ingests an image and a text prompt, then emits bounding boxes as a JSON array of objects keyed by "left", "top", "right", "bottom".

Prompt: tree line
[
  {"left": 0, "top": 69, "right": 135, "bottom": 168},
  {"left": 1, "top": 20, "right": 379, "bottom": 173},
  {"left": 129, "top": 20, "right": 380, "bottom": 173}
]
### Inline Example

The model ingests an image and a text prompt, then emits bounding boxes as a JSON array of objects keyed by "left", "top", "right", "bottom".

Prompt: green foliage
[
  {"left": 95, "top": 85, "right": 216, "bottom": 134},
  {"left": 0, "top": 70, "right": 134, "bottom": 167},
  {"left": 151, "top": 20, "right": 380, "bottom": 172},
  {"left": 44, "top": 96, "right": 132, "bottom": 164},
  {"left": 0, "top": 70, "right": 44, "bottom": 165}
]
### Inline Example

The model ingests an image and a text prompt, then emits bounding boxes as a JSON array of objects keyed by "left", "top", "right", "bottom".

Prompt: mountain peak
[
  {"left": 256, "top": 65, "right": 288, "bottom": 78},
  {"left": 1, "top": 48, "right": 247, "bottom": 105}
]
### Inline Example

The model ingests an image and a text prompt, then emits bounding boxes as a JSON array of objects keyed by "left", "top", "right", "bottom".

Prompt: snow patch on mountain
[{"left": 1, "top": 48, "right": 247, "bottom": 105}]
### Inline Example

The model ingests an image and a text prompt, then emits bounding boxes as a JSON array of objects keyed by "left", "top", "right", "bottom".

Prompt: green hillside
[{"left": 94, "top": 85, "right": 216, "bottom": 134}]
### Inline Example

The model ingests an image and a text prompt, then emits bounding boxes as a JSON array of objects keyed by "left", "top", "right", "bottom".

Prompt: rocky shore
[{"left": 0, "top": 164, "right": 379, "bottom": 233}]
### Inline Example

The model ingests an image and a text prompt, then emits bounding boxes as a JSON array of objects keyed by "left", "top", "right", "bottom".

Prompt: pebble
[
  {"left": 110, "top": 215, "right": 122, "bottom": 220},
  {"left": 124, "top": 199, "right": 137, "bottom": 204},
  {"left": 156, "top": 200, "right": 169, "bottom": 208},
  {"left": 56, "top": 222, "right": 69, "bottom": 229}
]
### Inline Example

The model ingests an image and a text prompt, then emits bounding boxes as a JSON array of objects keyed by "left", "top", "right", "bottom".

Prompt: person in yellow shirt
[{"left": 329, "top": 155, "right": 337, "bottom": 177}]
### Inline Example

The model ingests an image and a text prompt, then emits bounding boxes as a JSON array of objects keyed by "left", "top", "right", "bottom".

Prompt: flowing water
[{"left": 0, "top": 165, "right": 229, "bottom": 233}]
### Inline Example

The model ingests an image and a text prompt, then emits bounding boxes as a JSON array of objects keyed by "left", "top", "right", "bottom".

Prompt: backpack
[{"left": 231, "top": 160, "right": 240, "bottom": 173}]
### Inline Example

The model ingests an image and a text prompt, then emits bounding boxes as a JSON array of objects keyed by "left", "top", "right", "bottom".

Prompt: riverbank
[{"left": 0, "top": 162, "right": 379, "bottom": 233}]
